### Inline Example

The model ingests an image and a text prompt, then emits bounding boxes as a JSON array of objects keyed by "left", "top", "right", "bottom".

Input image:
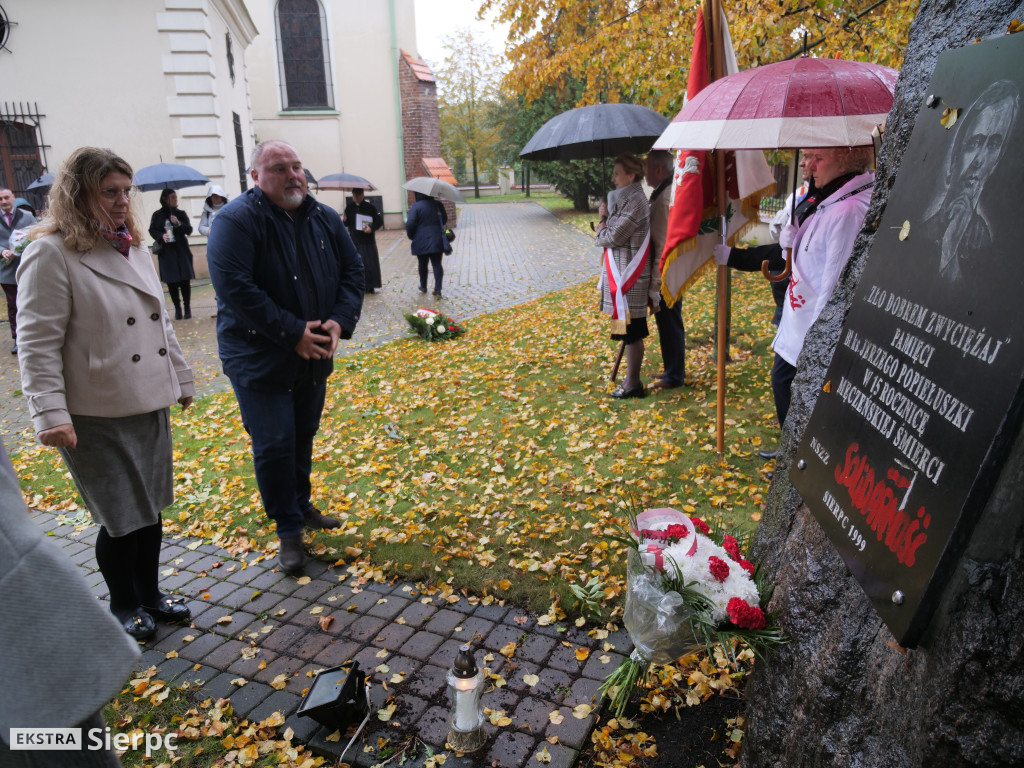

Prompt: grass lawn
[
  {"left": 14, "top": 261, "right": 778, "bottom": 619},
  {"left": 18, "top": 194, "right": 781, "bottom": 768}
]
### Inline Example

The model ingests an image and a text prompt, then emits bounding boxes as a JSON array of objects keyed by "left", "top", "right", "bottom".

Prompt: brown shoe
[{"left": 650, "top": 378, "right": 683, "bottom": 391}]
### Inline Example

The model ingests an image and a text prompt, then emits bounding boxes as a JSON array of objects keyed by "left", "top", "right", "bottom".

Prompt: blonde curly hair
[{"left": 30, "top": 147, "right": 144, "bottom": 253}]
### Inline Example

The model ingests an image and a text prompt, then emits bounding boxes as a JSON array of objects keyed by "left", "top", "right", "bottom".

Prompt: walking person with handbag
[{"left": 406, "top": 192, "right": 450, "bottom": 298}]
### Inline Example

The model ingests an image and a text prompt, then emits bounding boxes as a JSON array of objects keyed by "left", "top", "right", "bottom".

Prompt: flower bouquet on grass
[
  {"left": 600, "top": 507, "right": 785, "bottom": 718},
  {"left": 404, "top": 308, "right": 465, "bottom": 341}
]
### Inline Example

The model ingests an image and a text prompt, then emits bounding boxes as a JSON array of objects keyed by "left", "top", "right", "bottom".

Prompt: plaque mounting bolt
[
  {"left": 891, "top": 590, "right": 905, "bottom": 605},
  {"left": 926, "top": 94, "right": 939, "bottom": 108},
  {"left": 797, "top": 459, "right": 807, "bottom": 470}
]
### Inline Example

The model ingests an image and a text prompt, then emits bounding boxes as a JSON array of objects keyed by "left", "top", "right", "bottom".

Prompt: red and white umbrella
[{"left": 654, "top": 57, "right": 899, "bottom": 151}]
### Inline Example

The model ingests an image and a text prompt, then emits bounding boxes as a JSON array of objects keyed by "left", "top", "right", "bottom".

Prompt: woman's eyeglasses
[{"left": 99, "top": 186, "right": 137, "bottom": 201}]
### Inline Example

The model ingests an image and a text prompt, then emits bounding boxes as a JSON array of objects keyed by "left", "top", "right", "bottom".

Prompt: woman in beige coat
[{"left": 17, "top": 147, "right": 196, "bottom": 641}]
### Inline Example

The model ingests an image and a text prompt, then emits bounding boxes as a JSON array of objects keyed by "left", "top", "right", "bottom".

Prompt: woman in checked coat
[{"left": 596, "top": 152, "right": 657, "bottom": 398}]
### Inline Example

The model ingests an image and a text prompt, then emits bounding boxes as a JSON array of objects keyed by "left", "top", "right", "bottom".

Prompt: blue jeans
[
  {"left": 654, "top": 297, "right": 686, "bottom": 385},
  {"left": 231, "top": 373, "right": 327, "bottom": 538}
]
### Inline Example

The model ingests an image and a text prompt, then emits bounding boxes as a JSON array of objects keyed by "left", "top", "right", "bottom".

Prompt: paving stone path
[{"left": 10, "top": 203, "right": 632, "bottom": 768}]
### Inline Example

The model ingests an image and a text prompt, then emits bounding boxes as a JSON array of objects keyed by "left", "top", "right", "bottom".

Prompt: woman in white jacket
[
  {"left": 198, "top": 183, "right": 228, "bottom": 236},
  {"left": 771, "top": 145, "right": 875, "bottom": 426}
]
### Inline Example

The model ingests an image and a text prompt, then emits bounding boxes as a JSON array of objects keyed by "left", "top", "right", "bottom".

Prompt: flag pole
[{"left": 711, "top": 0, "right": 728, "bottom": 459}]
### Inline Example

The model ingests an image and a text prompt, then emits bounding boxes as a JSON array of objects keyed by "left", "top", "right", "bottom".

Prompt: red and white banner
[{"left": 659, "top": 2, "right": 776, "bottom": 307}]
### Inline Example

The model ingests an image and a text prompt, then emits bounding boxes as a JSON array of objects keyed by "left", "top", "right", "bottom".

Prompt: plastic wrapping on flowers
[
  {"left": 623, "top": 548, "right": 704, "bottom": 666},
  {"left": 599, "top": 508, "right": 784, "bottom": 719}
]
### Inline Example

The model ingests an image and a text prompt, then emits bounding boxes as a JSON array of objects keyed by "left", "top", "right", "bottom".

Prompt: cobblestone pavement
[{"left": 11, "top": 203, "right": 627, "bottom": 768}]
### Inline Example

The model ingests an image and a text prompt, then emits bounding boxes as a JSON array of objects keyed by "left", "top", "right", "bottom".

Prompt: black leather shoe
[
  {"left": 142, "top": 595, "right": 191, "bottom": 623},
  {"left": 610, "top": 383, "right": 647, "bottom": 399},
  {"left": 116, "top": 608, "right": 156, "bottom": 640},
  {"left": 279, "top": 535, "right": 308, "bottom": 573},
  {"left": 758, "top": 450, "right": 778, "bottom": 460},
  {"left": 303, "top": 506, "right": 342, "bottom": 530}
]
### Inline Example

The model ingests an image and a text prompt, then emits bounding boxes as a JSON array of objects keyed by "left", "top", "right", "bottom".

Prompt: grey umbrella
[
  {"left": 133, "top": 162, "right": 210, "bottom": 192},
  {"left": 26, "top": 172, "right": 55, "bottom": 190},
  {"left": 519, "top": 103, "right": 670, "bottom": 161},
  {"left": 319, "top": 172, "right": 377, "bottom": 191},
  {"left": 402, "top": 176, "right": 466, "bottom": 203}
]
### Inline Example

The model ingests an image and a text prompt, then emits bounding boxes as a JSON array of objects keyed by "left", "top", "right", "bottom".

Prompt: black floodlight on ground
[{"left": 297, "top": 661, "right": 367, "bottom": 731}]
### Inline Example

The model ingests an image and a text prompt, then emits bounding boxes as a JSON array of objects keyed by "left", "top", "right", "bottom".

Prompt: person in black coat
[
  {"left": 343, "top": 188, "right": 383, "bottom": 293},
  {"left": 149, "top": 189, "right": 195, "bottom": 319},
  {"left": 405, "top": 192, "right": 448, "bottom": 297}
]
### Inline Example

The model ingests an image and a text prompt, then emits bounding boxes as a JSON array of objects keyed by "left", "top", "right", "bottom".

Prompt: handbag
[
  {"left": 438, "top": 212, "right": 452, "bottom": 255},
  {"left": 152, "top": 238, "right": 163, "bottom": 255}
]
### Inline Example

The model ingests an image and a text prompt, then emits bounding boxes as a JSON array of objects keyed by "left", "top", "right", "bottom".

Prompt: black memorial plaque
[{"left": 792, "top": 33, "right": 1024, "bottom": 647}]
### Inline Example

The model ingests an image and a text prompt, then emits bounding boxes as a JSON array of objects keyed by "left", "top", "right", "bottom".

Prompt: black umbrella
[{"left": 519, "top": 103, "right": 670, "bottom": 161}]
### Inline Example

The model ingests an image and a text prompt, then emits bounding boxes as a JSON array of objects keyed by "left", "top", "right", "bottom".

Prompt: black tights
[
  {"left": 167, "top": 281, "right": 191, "bottom": 310},
  {"left": 95, "top": 521, "right": 164, "bottom": 618}
]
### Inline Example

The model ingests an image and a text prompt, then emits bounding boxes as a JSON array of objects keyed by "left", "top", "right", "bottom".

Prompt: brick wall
[{"left": 398, "top": 52, "right": 456, "bottom": 225}]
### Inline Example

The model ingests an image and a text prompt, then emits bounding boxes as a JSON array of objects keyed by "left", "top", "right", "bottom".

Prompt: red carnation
[
  {"left": 665, "top": 524, "right": 690, "bottom": 540},
  {"left": 691, "top": 517, "right": 710, "bottom": 534},
  {"left": 739, "top": 558, "right": 755, "bottom": 576},
  {"left": 708, "top": 556, "right": 730, "bottom": 582},
  {"left": 723, "top": 534, "right": 742, "bottom": 562},
  {"left": 727, "top": 597, "right": 766, "bottom": 630}
]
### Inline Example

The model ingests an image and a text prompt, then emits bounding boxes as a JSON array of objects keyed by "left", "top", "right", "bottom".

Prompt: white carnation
[{"left": 660, "top": 532, "right": 760, "bottom": 624}]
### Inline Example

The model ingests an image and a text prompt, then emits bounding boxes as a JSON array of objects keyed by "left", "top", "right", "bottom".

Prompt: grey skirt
[{"left": 58, "top": 408, "right": 173, "bottom": 537}]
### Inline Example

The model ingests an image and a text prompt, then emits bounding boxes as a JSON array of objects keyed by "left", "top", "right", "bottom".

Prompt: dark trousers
[
  {"left": 3, "top": 282, "right": 16, "bottom": 340},
  {"left": 417, "top": 252, "right": 444, "bottom": 293},
  {"left": 771, "top": 353, "right": 797, "bottom": 427},
  {"left": 167, "top": 280, "right": 191, "bottom": 311},
  {"left": 654, "top": 297, "right": 686, "bottom": 385},
  {"left": 231, "top": 373, "right": 327, "bottom": 538}
]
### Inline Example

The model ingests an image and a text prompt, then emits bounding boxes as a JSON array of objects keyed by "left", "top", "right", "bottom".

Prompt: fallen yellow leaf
[
  {"left": 270, "top": 674, "right": 289, "bottom": 690},
  {"left": 572, "top": 704, "right": 592, "bottom": 719},
  {"left": 523, "top": 674, "right": 540, "bottom": 687},
  {"left": 535, "top": 746, "right": 552, "bottom": 763}
]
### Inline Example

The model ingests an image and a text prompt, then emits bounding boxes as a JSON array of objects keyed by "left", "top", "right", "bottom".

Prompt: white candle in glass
[{"left": 453, "top": 678, "right": 477, "bottom": 731}]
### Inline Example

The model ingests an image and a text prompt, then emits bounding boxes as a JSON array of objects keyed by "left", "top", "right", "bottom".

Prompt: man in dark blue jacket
[{"left": 208, "top": 140, "right": 364, "bottom": 573}]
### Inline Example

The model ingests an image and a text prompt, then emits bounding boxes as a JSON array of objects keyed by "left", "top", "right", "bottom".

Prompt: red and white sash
[{"left": 602, "top": 228, "right": 651, "bottom": 324}]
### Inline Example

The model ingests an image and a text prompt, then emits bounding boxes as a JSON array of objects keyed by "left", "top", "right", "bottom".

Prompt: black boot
[
  {"left": 182, "top": 282, "right": 192, "bottom": 319},
  {"left": 168, "top": 283, "right": 182, "bottom": 319},
  {"left": 278, "top": 535, "right": 307, "bottom": 573}
]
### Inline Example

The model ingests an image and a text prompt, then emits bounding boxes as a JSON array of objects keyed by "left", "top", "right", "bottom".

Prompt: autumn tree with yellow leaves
[
  {"left": 436, "top": 27, "right": 506, "bottom": 197},
  {"left": 480, "top": 0, "right": 919, "bottom": 114}
]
